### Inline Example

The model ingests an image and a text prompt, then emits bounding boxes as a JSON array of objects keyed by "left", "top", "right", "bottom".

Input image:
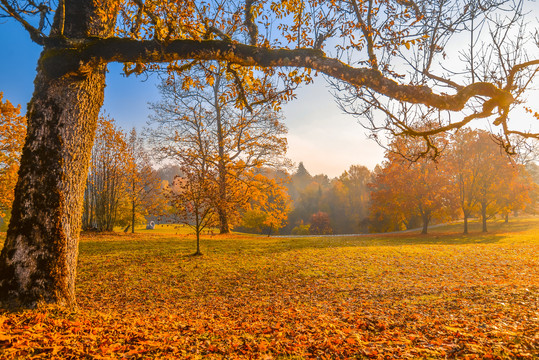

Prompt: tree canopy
[{"left": 2, "top": 0, "right": 538, "bottom": 143}]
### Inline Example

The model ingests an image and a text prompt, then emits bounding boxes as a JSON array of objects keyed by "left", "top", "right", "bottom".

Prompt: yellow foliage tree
[
  {"left": 239, "top": 171, "right": 291, "bottom": 235},
  {"left": 83, "top": 115, "right": 132, "bottom": 231},
  {"left": 0, "top": 93, "right": 26, "bottom": 223}
]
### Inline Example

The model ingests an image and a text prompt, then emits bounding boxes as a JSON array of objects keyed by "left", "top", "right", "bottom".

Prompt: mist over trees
[{"left": 283, "top": 162, "right": 372, "bottom": 235}]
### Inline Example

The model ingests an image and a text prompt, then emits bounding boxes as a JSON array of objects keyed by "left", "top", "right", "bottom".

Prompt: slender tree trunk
[
  {"left": 504, "top": 212, "right": 509, "bottom": 223},
  {"left": 83, "top": 184, "right": 89, "bottom": 230},
  {"left": 0, "top": 0, "right": 114, "bottom": 307},
  {"left": 481, "top": 202, "right": 488, "bottom": 233},
  {"left": 195, "top": 212, "right": 201, "bottom": 256},
  {"left": 463, "top": 214, "right": 469, "bottom": 235},
  {"left": 131, "top": 180, "right": 136, "bottom": 233},
  {"left": 213, "top": 76, "right": 229, "bottom": 234},
  {"left": 195, "top": 230, "right": 201, "bottom": 255}
]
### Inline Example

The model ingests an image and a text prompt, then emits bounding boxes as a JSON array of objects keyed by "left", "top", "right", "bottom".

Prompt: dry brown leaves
[{"left": 1, "top": 221, "right": 538, "bottom": 359}]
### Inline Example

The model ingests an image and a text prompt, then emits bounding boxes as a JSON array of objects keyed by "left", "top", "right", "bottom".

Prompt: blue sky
[
  {"left": 0, "top": 17, "right": 385, "bottom": 178},
  {"left": 6, "top": 6, "right": 539, "bottom": 177}
]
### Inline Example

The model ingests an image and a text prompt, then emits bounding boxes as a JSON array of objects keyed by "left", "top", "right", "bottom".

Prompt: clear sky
[{"left": 0, "top": 18, "right": 385, "bottom": 179}]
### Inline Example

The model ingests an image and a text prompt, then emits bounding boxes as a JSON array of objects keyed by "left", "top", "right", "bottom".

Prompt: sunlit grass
[{"left": 0, "top": 216, "right": 538, "bottom": 358}]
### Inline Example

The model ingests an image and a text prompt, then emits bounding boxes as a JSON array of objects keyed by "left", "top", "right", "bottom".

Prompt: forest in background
[
  {"left": 1, "top": 93, "right": 538, "bottom": 237},
  {"left": 74, "top": 115, "right": 539, "bottom": 237}
]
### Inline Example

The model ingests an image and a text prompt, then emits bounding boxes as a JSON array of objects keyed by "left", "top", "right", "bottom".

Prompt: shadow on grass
[
  {"left": 255, "top": 232, "right": 507, "bottom": 254},
  {"left": 77, "top": 217, "right": 538, "bottom": 258}
]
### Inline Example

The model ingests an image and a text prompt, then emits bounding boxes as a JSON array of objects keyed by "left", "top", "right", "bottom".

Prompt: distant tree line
[
  {"left": 282, "top": 162, "right": 371, "bottom": 235},
  {"left": 1, "top": 92, "right": 538, "bottom": 237},
  {"left": 284, "top": 130, "right": 537, "bottom": 235}
]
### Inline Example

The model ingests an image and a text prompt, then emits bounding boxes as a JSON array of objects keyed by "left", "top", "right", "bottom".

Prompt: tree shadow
[{"left": 259, "top": 232, "right": 507, "bottom": 254}]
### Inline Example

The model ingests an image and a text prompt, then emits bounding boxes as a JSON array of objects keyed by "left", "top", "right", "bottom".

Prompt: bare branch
[
  {"left": 505, "top": 59, "right": 539, "bottom": 91},
  {"left": 0, "top": 0, "right": 46, "bottom": 44},
  {"left": 350, "top": 0, "right": 378, "bottom": 70}
]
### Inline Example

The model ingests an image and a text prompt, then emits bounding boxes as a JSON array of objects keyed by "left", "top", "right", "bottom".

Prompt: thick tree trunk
[
  {"left": 0, "top": 0, "right": 113, "bottom": 307},
  {"left": 421, "top": 214, "right": 429, "bottom": 235},
  {"left": 218, "top": 208, "right": 229, "bottom": 234},
  {"left": 504, "top": 213, "right": 509, "bottom": 223},
  {"left": 0, "top": 60, "right": 106, "bottom": 307},
  {"left": 463, "top": 214, "right": 469, "bottom": 235}
]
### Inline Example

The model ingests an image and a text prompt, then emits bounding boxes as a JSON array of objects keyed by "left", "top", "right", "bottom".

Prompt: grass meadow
[{"left": 0, "top": 217, "right": 538, "bottom": 359}]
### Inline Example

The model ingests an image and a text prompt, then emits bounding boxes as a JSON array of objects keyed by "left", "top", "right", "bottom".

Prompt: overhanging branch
[{"left": 41, "top": 37, "right": 515, "bottom": 114}]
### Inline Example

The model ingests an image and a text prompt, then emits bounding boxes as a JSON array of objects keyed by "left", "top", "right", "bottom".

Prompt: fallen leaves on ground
[{"left": 1, "top": 219, "right": 538, "bottom": 359}]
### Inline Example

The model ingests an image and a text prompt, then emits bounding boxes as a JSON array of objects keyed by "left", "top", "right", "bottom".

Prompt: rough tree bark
[{"left": 0, "top": 0, "right": 114, "bottom": 307}]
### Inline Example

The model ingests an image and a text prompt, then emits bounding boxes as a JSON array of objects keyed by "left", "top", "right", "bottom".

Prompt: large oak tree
[{"left": 0, "top": 0, "right": 537, "bottom": 307}]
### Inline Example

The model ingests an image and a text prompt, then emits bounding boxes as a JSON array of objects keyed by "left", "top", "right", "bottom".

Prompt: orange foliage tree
[
  {"left": 496, "top": 166, "right": 537, "bottom": 223},
  {"left": 0, "top": 94, "right": 26, "bottom": 224},
  {"left": 309, "top": 211, "right": 333, "bottom": 235},
  {"left": 83, "top": 115, "right": 133, "bottom": 232},
  {"left": 369, "top": 136, "right": 457, "bottom": 234},
  {"left": 149, "top": 63, "right": 289, "bottom": 234},
  {"left": 448, "top": 129, "right": 535, "bottom": 233}
]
